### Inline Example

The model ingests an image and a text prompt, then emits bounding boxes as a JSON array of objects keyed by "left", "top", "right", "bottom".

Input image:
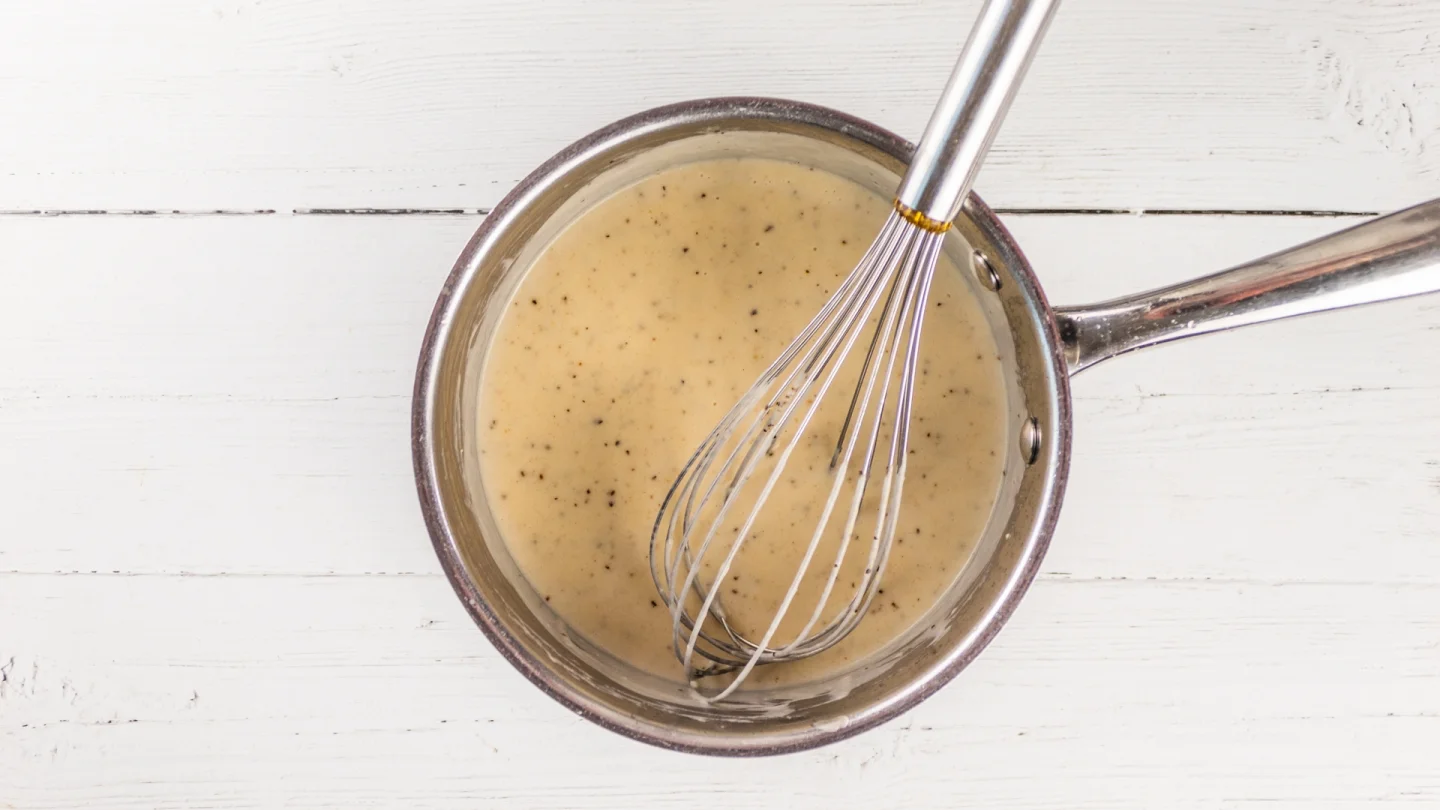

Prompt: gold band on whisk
[{"left": 893, "top": 200, "right": 952, "bottom": 233}]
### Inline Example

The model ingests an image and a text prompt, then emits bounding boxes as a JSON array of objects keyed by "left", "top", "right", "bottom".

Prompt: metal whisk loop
[
  {"left": 650, "top": 213, "right": 913, "bottom": 665},
  {"left": 786, "top": 231, "right": 945, "bottom": 655},
  {"left": 649, "top": 210, "right": 948, "bottom": 700}
]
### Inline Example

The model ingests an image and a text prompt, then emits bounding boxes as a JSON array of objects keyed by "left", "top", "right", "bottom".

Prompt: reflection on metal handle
[
  {"left": 1057, "top": 199, "right": 1440, "bottom": 374},
  {"left": 895, "top": 0, "right": 1060, "bottom": 227}
]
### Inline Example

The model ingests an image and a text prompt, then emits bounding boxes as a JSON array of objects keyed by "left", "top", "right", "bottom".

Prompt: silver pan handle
[{"left": 1056, "top": 199, "right": 1440, "bottom": 374}]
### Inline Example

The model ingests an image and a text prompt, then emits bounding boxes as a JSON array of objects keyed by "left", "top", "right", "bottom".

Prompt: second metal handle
[{"left": 1057, "top": 199, "right": 1440, "bottom": 373}]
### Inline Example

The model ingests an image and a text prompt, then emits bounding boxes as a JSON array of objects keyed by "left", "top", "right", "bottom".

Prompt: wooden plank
[
  {"left": 2, "top": 574, "right": 1437, "bottom": 806},
  {"left": 2, "top": 214, "right": 1437, "bottom": 582},
  {"left": 2, "top": 0, "right": 1438, "bottom": 212}
]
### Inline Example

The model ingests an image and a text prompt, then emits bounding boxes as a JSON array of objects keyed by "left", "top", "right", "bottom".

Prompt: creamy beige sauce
[{"left": 479, "top": 158, "right": 1007, "bottom": 687}]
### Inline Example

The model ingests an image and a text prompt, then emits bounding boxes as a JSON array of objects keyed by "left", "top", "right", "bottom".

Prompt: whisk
[{"left": 650, "top": 0, "right": 1060, "bottom": 700}]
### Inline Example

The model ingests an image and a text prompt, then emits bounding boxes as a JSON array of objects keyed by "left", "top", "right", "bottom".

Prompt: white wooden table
[{"left": 3, "top": 1, "right": 1439, "bottom": 806}]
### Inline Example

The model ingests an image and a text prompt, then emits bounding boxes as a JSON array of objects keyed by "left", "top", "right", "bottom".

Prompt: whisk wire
[
  {"left": 652, "top": 212, "right": 913, "bottom": 654},
  {"left": 671, "top": 214, "right": 916, "bottom": 681},
  {"left": 774, "top": 226, "right": 937, "bottom": 655},
  {"left": 650, "top": 208, "right": 950, "bottom": 699},
  {"left": 788, "top": 230, "right": 946, "bottom": 653}
]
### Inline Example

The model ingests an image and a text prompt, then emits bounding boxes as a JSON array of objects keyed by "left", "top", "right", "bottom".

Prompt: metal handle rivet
[
  {"left": 972, "top": 250, "right": 1002, "bottom": 292},
  {"left": 1021, "top": 416, "right": 1041, "bottom": 465}
]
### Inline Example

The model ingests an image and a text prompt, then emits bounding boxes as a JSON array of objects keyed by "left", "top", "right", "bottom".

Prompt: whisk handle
[{"left": 895, "top": 0, "right": 1059, "bottom": 229}]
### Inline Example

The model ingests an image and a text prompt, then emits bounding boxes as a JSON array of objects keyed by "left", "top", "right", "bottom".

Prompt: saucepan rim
[{"left": 412, "top": 96, "right": 1072, "bottom": 755}]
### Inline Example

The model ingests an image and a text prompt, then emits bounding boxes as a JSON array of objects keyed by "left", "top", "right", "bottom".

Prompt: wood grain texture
[
  {"left": 3, "top": 215, "right": 1437, "bottom": 581},
  {"left": 3, "top": 215, "right": 1437, "bottom": 805},
  {"left": 2, "top": 0, "right": 1439, "bottom": 212},
  {"left": 3, "top": 575, "right": 1438, "bottom": 807},
  {"left": 5, "top": 0, "right": 1440, "bottom": 798},
  {"left": 3, "top": 215, "right": 1438, "bottom": 802}
]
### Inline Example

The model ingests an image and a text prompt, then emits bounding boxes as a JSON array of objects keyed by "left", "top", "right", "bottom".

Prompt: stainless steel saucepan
[{"left": 413, "top": 97, "right": 1440, "bottom": 756}]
